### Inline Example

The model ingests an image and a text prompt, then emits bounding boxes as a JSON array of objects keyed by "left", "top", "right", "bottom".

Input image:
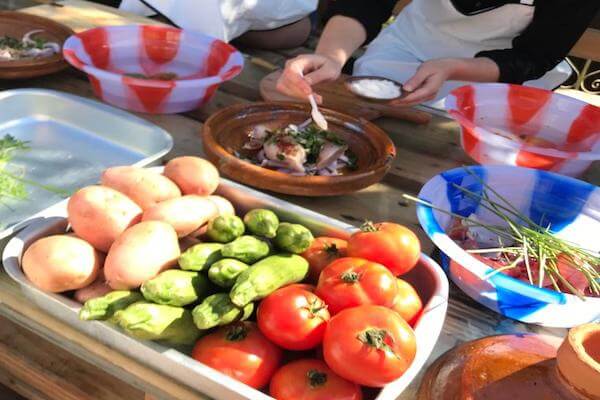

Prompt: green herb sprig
[{"left": 404, "top": 167, "right": 600, "bottom": 299}]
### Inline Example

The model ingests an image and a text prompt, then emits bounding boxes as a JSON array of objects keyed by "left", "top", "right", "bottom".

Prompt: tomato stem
[
  {"left": 360, "top": 221, "right": 379, "bottom": 232},
  {"left": 225, "top": 324, "right": 248, "bottom": 342},
  {"left": 325, "top": 243, "right": 339, "bottom": 257},
  {"left": 357, "top": 328, "right": 398, "bottom": 358},
  {"left": 341, "top": 271, "right": 359, "bottom": 283},
  {"left": 307, "top": 369, "right": 327, "bottom": 388}
]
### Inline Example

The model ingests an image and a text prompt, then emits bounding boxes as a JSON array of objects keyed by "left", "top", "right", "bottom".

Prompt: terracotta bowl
[
  {"left": 0, "top": 11, "right": 73, "bottom": 79},
  {"left": 201, "top": 102, "right": 396, "bottom": 196}
]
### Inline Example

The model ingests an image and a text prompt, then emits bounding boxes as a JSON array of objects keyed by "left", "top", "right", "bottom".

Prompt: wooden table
[{"left": 0, "top": 1, "right": 598, "bottom": 399}]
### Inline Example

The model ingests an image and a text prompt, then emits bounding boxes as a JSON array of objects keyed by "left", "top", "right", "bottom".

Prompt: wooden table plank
[{"left": 0, "top": 315, "right": 144, "bottom": 400}]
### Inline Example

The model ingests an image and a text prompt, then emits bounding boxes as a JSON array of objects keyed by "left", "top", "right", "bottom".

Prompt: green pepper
[
  {"left": 141, "top": 270, "right": 210, "bottom": 306},
  {"left": 243, "top": 209, "right": 280, "bottom": 238},
  {"left": 179, "top": 243, "right": 223, "bottom": 271},
  {"left": 221, "top": 235, "right": 270, "bottom": 264},
  {"left": 274, "top": 222, "right": 314, "bottom": 254},
  {"left": 113, "top": 302, "right": 201, "bottom": 345},
  {"left": 79, "top": 291, "right": 144, "bottom": 321},
  {"left": 208, "top": 258, "right": 249, "bottom": 288},
  {"left": 192, "top": 293, "right": 254, "bottom": 330},
  {"left": 206, "top": 215, "right": 245, "bottom": 243}
]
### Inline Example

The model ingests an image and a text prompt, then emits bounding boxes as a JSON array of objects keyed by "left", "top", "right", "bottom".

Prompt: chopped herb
[{"left": 277, "top": 153, "right": 285, "bottom": 161}]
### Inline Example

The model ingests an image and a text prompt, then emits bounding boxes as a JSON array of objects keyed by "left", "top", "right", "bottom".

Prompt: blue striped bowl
[{"left": 417, "top": 165, "right": 600, "bottom": 327}]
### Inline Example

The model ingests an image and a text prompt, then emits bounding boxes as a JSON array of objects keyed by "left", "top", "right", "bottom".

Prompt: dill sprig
[
  {"left": 404, "top": 167, "right": 600, "bottom": 299},
  {"left": 0, "top": 134, "right": 70, "bottom": 202}
]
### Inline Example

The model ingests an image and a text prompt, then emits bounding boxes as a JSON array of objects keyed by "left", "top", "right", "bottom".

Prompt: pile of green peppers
[{"left": 79, "top": 208, "right": 313, "bottom": 347}]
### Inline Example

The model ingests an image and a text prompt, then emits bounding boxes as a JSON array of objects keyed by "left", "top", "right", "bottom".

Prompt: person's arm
[
  {"left": 276, "top": 0, "right": 395, "bottom": 100},
  {"left": 395, "top": 0, "right": 600, "bottom": 106},
  {"left": 475, "top": 0, "right": 600, "bottom": 84}
]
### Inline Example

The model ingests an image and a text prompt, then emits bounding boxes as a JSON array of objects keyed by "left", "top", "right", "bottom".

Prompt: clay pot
[{"left": 418, "top": 323, "right": 600, "bottom": 400}]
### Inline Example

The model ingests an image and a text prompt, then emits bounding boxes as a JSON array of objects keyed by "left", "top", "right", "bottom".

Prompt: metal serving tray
[
  {"left": 3, "top": 173, "right": 449, "bottom": 400},
  {"left": 0, "top": 89, "right": 173, "bottom": 239}
]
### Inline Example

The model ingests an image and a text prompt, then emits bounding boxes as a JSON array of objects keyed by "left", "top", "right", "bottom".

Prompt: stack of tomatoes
[{"left": 192, "top": 222, "right": 423, "bottom": 399}]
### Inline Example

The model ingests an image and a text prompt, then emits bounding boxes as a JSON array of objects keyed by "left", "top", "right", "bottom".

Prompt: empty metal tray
[{"left": 0, "top": 89, "right": 173, "bottom": 238}]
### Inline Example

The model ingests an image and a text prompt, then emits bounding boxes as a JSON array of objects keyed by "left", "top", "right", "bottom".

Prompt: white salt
[{"left": 350, "top": 78, "right": 401, "bottom": 99}]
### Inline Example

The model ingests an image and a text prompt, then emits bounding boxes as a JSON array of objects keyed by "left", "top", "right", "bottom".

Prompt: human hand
[
  {"left": 276, "top": 54, "right": 343, "bottom": 103},
  {"left": 393, "top": 58, "right": 464, "bottom": 107}
]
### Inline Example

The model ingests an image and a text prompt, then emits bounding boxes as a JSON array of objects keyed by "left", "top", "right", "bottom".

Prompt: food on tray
[
  {"left": 348, "top": 77, "right": 402, "bottom": 100},
  {"left": 79, "top": 290, "right": 143, "bottom": 321},
  {"left": 164, "top": 156, "right": 219, "bottom": 196},
  {"left": 348, "top": 222, "right": 421, "bottom": 276},
  {"left": 221, "top": 235, "right": 271, "bottom": 264},
  {"left": 316, "top": 257, "right": 398, "bottom": 315},
  {"left": 229, "top": 254, "right": 310, "bottom": 307},
  {"left": 192, "top": 293, "right": 254, "bottom": 330},
  {"left": 179, "top": 242, "right": 224, "bottom": 271},
  {"left": 206, "top": 195, "right": 235, "bottom": 215},
  {"left": 22, "top": 234, "right": 101, "bottom": 293},
  {"left": 208, "top": 259, "right": 249, "bottom": 288},
  {"left": 142, "top": 195, "right": 218, "bottom": 237},
  {"left": 323, "top": 305, "right": 416, "bottom": 387},
  {"left": 101, "top": 166, "right": 182, "bottom": 210},
  {"left": 0, "top": 31, "right": 60, "bottom": 61},
  {"left": 257, "top": 285, "right": 330, "bottom": 351},
  {"left": 302, "top": 237, "right": 348, "bottom": 283},
  {"left": 21, "top": 156, "right": 429, "bottom": 396},
  {"left": 191, "top": 321, "right": 283, "bottom": 389},
  {"left": 74, "top": 269, "right": 112, "bottom": 304},
  {"left": 68, "top": 185, "right": 142, "bottom": 252},
  {"left": 114, "top": 302, "right": 201, "bottom": 345},
  {"left": 141, "top": 270, "right": 210, "bottom": 307},
  {"left": 270, "top": 359, "right": 362, "bottom": 400},
  {"left": 237, "top": 122, "right": 357, "bottom": 176},
  {"left": 407, "top": 169, "right": 600, "bottom": 298},
  {"left": 124, "top": 72, "right": 179, "bottom": 81},
  {"left": 104, "top": 221, "right": 180, "bottom": 289},
  {"left": 392, "top": 279, "right": 423, "bottom": 326},
  {"left": 206, "top": 214, "right": 245, "bottom": 243},
  {"left": 243, "top": 208, "right": 279, "bottom": 238},
  {"left": 274, "top": 222, "right": 314, "bottom": 254}
]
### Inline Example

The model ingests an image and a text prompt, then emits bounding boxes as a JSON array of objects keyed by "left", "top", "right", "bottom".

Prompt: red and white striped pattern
[
  {"left": 446, "top": 84, "right": 600, "bottom": 177},
  {"left": 63, "top": 25, "right": 243, "bottom": 114}
]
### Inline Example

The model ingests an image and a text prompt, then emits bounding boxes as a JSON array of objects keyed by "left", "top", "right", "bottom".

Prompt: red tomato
[
  {"left": 323, "top": 305, "right": 416, "bottom": 387},
  {"left": 301, "top": 237, "right": 348, "bottom": 283},
  {"left": 191, "top": 321, "right": 282, "bottom": 389},
  {"left": 315, "top": 257, "right": 397, "bottom": 314},
  {"left": 347, "top": 222, "right": 420, "bottom": 276},
  {"left": 258, "top": 286, "right": 330, "bottom": 350},
  {"left": 391, "top": 279, "right": 423, "bottom": 326},
  {"left": 285, "top": 283, "right": 316, "bottom": 292},
  {"left": 270, "top": 359, "right": 362, "bottom": 400}
]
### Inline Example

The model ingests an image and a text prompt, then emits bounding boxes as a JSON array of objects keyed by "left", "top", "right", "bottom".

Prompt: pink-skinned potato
[
  {"left": 164, "top": 156, "right": 219, "bottom": 196},
  {"left": 74, "top": 269, "right": 112, "bottom": 303},
  {"left": 67, "top": 185, "right": 142, "bottom": 252},
  {"left": 104, "top": 221, "right": 180, "bottom": 289},
  {"left": 142, "top": 195, "right": 218, "bottom": 237},
  {"left": 22, "top": 235, "right": 102, "bottom": 293},
  {"left": 206, "top": 195, "right": 235, "bottom": 216},
  {"left": 101, "top": 166, "right": 181, "bottom": 210}
]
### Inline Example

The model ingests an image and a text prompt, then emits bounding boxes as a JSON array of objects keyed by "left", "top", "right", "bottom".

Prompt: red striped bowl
[
  {"left": 63, "top": 25, "right": 243, "bottom": 114},
  {"left": 446, "top": 84, "right": 600, "bottom": 177}
]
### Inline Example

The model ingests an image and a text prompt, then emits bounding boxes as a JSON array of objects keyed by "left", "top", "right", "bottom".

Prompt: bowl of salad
[
  {"left": 446, "top": 84, "right": 600, "bottom": 177},
  {"left": 62, "top": 25, "right": 243, "bottom": 114},
  {"left": 202, "top": 102, "right": 396, "bottom": 196},
  {"left": 0, "top": 11, "right": 73, "bottom": 79},
  {"left": 414, "top": 165, "right": 600, "bottom": 327}
]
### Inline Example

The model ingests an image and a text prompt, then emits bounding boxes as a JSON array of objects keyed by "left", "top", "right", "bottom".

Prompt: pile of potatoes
[{"left": 22, "top": 156, "right": 231, "bottom": 300}]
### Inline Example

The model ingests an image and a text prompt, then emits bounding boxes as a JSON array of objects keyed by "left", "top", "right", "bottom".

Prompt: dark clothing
[{"left": 328, "top": 0, "right": 600, "bottom": 84}]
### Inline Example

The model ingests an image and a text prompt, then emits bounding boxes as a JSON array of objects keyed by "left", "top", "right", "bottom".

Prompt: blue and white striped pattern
[{"left": 417, "top": 165, "right": 600, "bottom": 327}]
